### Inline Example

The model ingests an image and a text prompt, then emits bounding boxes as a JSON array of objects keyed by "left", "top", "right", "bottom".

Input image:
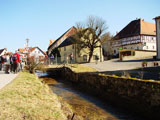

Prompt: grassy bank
[
  {"left": 48, "top": 64, "right": 97, "bottom": 73},
  {"left": 0, "top": 72, "right": 73, "bottom": 120}
]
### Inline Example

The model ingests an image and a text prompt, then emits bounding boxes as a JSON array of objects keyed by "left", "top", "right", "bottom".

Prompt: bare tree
[
  {"left": 101, "top": 32, "right": 113, "bottom": 59},
  {"left": 101, "top": 32, "right": 113, "bottom": 43},
  {"left": 73, "top": 16, "right": 108, "bottom": 62}
]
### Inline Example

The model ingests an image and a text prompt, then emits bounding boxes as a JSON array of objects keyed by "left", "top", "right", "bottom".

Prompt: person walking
[
  {"left": 0, "top": 55, "right": 2, "bottom": 71},
  {"left": 4, "top": 53, "right": 11, "bottom": 74},
  {"left": 13, "top": 51, "right": 20, "bottom": 73},
  {"left": 70, "top": 53, "right": 74, "bottom": 64},
  {"left": 10, "top": 54, "right": 14, "bottom": 73},
  {"left": 1, "top": 53, "right": 6, "bottom": 71}
]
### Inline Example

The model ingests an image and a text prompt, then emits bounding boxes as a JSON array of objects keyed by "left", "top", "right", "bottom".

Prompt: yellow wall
[{"left": 59, "top": 44, "right": 104, "bottom": 63}]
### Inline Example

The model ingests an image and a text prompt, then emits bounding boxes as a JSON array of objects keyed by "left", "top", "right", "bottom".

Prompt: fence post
[{"left": 56, "top": 54, "right": 57, "bottom": 64}]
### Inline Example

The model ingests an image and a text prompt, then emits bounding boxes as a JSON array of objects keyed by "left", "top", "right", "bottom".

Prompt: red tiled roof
[{"left": 114, "top": 19, "right": 156, "bottom": 40}]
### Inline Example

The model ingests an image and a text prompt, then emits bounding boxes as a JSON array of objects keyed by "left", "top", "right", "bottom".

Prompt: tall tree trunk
[{"left": 88, "top": 50, "right": 93, "bottom": 63}]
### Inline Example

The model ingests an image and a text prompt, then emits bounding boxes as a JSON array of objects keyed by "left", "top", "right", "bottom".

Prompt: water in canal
[{"left": 37, "top": 72, "right": 144, "bottom": 120}]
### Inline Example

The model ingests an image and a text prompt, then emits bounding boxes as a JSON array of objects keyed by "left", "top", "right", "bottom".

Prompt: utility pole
[{"left": 26, "top": 38, "right": 29, "bottom": 47}]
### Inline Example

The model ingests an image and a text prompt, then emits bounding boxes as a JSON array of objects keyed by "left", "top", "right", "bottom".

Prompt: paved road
[
  {"left": 83, "top": 58, "right": 159, "bottom": 72},
  {"left": 83, "top": 59, "right": 160, "bottom": 80},
  {"left": 0, "top": 71, "right": 18, "bottom": 90}
]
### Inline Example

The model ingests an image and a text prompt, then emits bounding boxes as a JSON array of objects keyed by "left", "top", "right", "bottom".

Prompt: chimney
[{"left": 49, "top": 40, "right": 55, "bottom": 46}]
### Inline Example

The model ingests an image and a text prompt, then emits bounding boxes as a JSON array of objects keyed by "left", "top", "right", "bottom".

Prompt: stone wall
[{"left": 47, "top": 67, "right": 160, "bottom": 119}]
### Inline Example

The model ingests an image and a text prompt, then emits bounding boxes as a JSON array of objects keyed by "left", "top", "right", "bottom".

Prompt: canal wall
[{"left": 47, "top": 67, "right": 160, "bottom": 119}]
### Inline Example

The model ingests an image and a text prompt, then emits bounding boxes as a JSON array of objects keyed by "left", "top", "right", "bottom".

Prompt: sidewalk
[{"left": 0, "top": 71, "right": 18, "bottom": 90}]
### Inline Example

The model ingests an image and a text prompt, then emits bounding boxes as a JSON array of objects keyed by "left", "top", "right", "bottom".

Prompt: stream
[{"left": 37, "top": 72, "right": 144, "bottom": 120}]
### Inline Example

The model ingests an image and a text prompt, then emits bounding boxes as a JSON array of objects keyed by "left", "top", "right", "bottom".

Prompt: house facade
[
  {"left": 18, "top": 47, "right": 46, "bottom": 63},
  {"left": 154, "top": 16, "right": 160, "bottom": 59},
  {"left": 28, "top": 47, "right": 46, "bottom": 63},
  {"left": 48, "top": 26, "right": 104, "bottom": 63},
  {"left": 111, "top": 19, "right": 156, "bottom": 56},
  {"left": 58, "top": 39, "right": 103, "bottom": 63}
]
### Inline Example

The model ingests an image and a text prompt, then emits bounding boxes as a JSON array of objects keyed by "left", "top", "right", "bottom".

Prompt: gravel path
[{"left": 0, "top": 71, "right": 18, "bottom": 90}]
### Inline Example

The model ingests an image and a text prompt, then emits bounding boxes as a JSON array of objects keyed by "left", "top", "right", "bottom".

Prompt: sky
[{"left": 0, "top": 0, "right": 159, "bottom": 52}]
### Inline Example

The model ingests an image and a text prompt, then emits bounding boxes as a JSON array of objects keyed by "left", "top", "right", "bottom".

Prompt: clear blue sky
[{"left": 0, "top": 0, "right": 159, "bottom": 52}]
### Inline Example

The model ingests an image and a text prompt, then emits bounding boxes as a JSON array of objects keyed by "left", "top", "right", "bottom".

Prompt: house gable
[
  {"left": 0, "top": 48, "right": 7, "bottom": 55},
  {"left": 29, "top": 47, "right": 46, "bottom": 57},
  {"left": 48, "top": 26, "right": 77, "bottom": 54}
]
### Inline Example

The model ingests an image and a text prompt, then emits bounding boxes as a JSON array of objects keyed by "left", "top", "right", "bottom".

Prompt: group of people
[{"left": 0, "top": 51, "right": 23, "bottom": 74}]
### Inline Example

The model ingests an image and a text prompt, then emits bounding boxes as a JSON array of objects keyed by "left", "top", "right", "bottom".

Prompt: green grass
[
  {"left": 48, "top": 64, "right": 98, "bottom": 73},
  {"left": 0, "top": 72, "right": 69, "bottom": 120}
]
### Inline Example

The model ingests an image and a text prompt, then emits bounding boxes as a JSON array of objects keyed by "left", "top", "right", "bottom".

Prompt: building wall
[
  {"left": 30, "top": 48, "right": 45, "bottom": 63},
  {"left": 156, "top": 19, "right": 160, "bottom": 59},
  {"left": 59, "top": 44, "right": 103, "bottom": 63},
  {"left": 121, "top": 50, "right": 156, "bottom": 61}
]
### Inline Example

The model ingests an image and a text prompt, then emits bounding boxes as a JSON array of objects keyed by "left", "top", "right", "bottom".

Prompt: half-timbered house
[{"left": 111, "top": 19, "right": 156, "bottom": 56}]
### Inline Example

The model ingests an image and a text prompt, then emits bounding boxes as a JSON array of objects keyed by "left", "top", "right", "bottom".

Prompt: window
[
  {"left": 114, "top": 50, "right": 116, "bottom": 54},
  {"left": 153, "top": 46, "right": 155, "bottom": 49},
  {"left": 64, "top": 47, "right": 66, "bottom": 51},
  {"left": 151, "top": 37, "right": 154, "bottom": 40},
  {"left": 38, "top": 51, "right": 40, "bottom": 54},
  {"left": 137, "top": 46, "right": 139, "bottom": 50},
  {"left": 83, "top": 55, "right": 87, "bottom": 62},
  {"left": 146, "top": 46, "right": 148, "bottom": 49},
  {"left": 72, "top": 45, "right": 74, "bottom": 49}
]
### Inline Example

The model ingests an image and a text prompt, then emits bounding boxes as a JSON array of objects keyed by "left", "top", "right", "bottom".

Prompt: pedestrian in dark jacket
[
  {"left": 0, "top": 55, "right": 2, "bottom": 71},
  {"left": 13, "top": 51, "right": 20, "bottom": 73},
  {"left": 10, "top": 54, "right": 14, "bottom": 73}
]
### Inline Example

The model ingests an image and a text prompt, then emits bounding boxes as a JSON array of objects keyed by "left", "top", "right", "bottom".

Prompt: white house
[
  {"left": 111, "top": 19, "right": 156, "bottom": 56},
  {"left": 29, "top": 47, "right": 46, "bottom": 63},
  {"left": 154, "top": 16, "right": 160, "bottom": 59},
  {"left": 0, "top": 48, "right": 7, "bottom": 56}
]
